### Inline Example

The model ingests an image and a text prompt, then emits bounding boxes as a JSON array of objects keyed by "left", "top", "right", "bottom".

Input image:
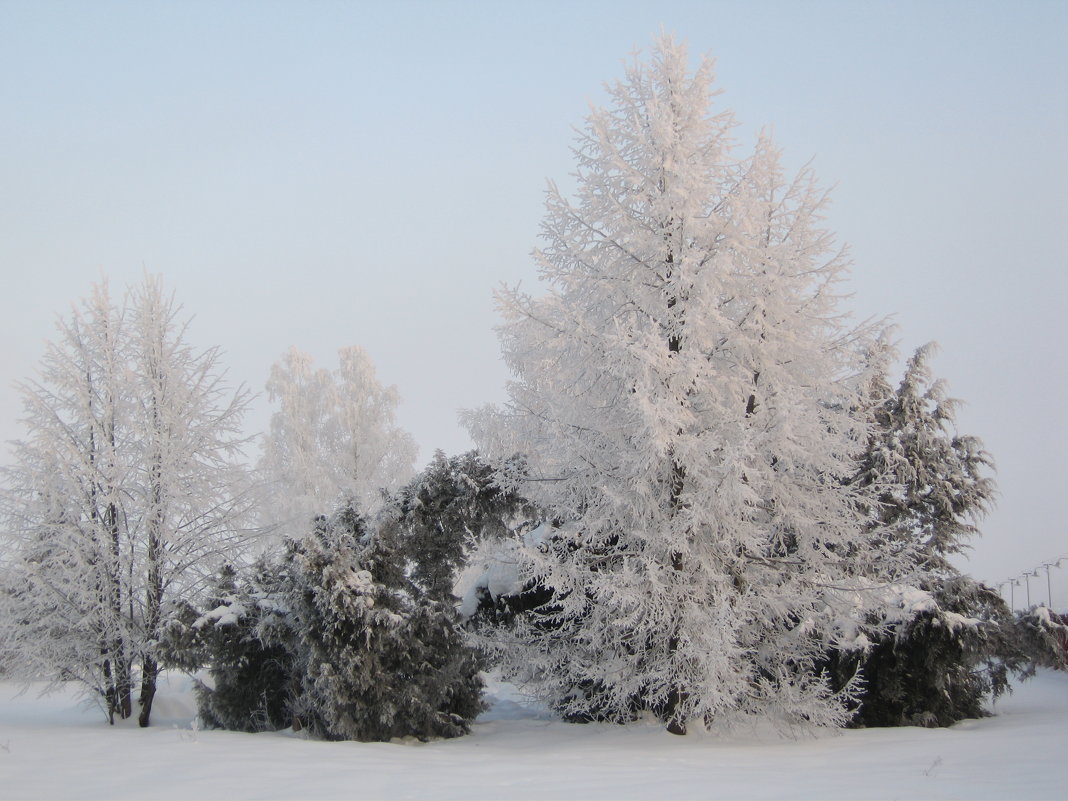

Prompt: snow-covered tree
[
  {"left": 285, "top": 503, "right": 484, "bottom": 741},
  {"left": 0, "top": 275, "right": 255, "bottom": 726},
  {"left": 126, "top": 275, "right": 256, "bottom": 725},
  {"left": 824, "top": 337, "right": 1013, "bottom": 726},
  {"left": 258, "top": 346, "right": 418, "bottom": 540},
  {"left": 465, "top": 36, "right": 888, "bottom": 734},
  {"left": 162, "top": 562, "right": 297, "bottom": 733},
  {"left": 383, "top": 450, "right": 537, "bottom": 602},
  {"left": 853, "top": 338, "right": 996, "bottom": 575},
  {"left": 1, "top": 281, "right": 134, "bottom": 722},
  {"left": 1013, "top": 606, "right": 1068, "bottom": 673}
]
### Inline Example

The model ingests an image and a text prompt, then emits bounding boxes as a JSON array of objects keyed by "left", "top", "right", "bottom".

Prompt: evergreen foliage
[
  {"left": 162, "top": 563, "right": 296, "bottom": 733},
  {"left": 166, "top": 502, "right": 486, "bottom": 742},
  {"left": 385, "top": 450, "right": 537, "bottom": 602},
  {"left": 1013, "top": 606, "right": 1068, "bottom": 673},
  {"left": 285, "top": 504, "right": 485, "bottom": 741},
  {"left": 830, "top": 337, "right": 1011, "bottom": 726},
  {"left": 826, "top": 577, "right": 1024, "bottom": 727},
  {"left": 854, "top": 338, "right": 996, "bottom": 573}
]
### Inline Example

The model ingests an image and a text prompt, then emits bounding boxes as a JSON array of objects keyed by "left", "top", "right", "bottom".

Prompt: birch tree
[
  {"left": 125, "top": 275, "right": 255, "bottom": 725},
  {"left": 0, "top": 275, "right": 254, "bottom": 726},
  {"left": 466, "top": 35, "right": 890, "bottom": 733},
  {"left": 258, "top": 346, "right": 417, "bottom": 540}
]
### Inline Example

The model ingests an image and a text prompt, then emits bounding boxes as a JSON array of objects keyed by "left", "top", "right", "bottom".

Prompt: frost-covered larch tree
[
  {"left": 0, "top": 275, "right": 255, "bottom": 726},
  {"left": 465, "top": 36, "right": 890, "bottom": 734},
  {"left": 258, "top": 346, "right": 418, "bottom": 540}
]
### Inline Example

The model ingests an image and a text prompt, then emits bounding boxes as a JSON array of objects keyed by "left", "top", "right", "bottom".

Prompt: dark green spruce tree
[
  {"left": 384, "top": 450, "right": 537, "bottom": 602},
  {"left": 162, "top": 561, "right": 297, "bottom": 733},
  {"left": 285, "top": 503, "right": 485, "bottom": 741},
  {"left": 831, "top": 337, "right": 1020, "bottom": 727}
]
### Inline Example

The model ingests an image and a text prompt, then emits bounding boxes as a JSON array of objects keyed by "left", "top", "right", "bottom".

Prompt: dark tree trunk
[
  {"left": 664, "top": 245, "right": 690, "bottom": 735},
  {"left": 138, "top": 655, "right": 158, "bottom": 727},
  {"left": 140, "top": 368, "right": 165, "bottom": 729}
]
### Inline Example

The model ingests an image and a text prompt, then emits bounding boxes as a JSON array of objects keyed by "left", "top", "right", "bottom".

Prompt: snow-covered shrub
[
  {"left": 824, "top": 577, "right": 1023, "bottom": 727},
  {"left": 383, "top": 450, "right": 537, "bottom": 603},
  {"left": 161, "top": 562, "right": 297, "bottom": 733},
  {"left": 286, "top": 504, "right": 485, "bottom": 741},
  {"left": 1013, "top": 606, "right": 1068, "bottom": 672},
  {"left": 162, "top": 500, "right": 487, "bottom": 741}
]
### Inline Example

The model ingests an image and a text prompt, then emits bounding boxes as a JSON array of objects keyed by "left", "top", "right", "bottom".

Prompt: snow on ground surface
[{"left": 1, "top": 670, "right": 1065, "bottom": 800}]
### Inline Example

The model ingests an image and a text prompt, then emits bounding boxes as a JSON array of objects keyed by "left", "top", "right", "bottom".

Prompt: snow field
[{"left": 1, "top": 670, "right": 1065, "bottom": 800}]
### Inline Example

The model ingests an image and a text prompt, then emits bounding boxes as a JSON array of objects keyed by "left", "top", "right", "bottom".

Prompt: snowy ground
[{"left": 0, "top": 671, "right": 1065, "bottom": 800}]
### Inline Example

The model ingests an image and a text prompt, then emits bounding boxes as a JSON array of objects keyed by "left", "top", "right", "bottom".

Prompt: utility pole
[{"left": 1043, "top": 559, "right": 1064, "bottom": 610}]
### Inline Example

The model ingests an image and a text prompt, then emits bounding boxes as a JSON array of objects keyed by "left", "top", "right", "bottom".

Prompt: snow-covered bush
[
  {"left": 824, "top": 577, "right": 1023, "bottom": 727},
  {"left": 284, "top": 504, "right": 484, "bottom": 743},
  {"left": 162, "top": 562, "right": 297, "bottom": 733},
  {"left": 163, "top": 500, "right": 487, "bottom": 742},
  {"left": 286, "top": 504, "right": 485, "bottom": 741},
  {"left": 384, "top": 450, "right": 537, "bottom": 603},
  {"left": 1013, "top": 606, "right": 1068, "bottom": 672}
]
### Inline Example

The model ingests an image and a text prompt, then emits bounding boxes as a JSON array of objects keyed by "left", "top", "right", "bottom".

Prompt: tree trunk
[
  {"left": 140, "top": 365, "right": 165, "bottom": 729},
  {"left": 665, "top": 685, "right": 688, "bottom": 735},
  {"left": 138, "top": 655, "right": 158, "bottom": 727},
  {"left": 140, "top": 495, "right": 163, "bottom": 727},
  {"left": 664, "top": 543, "right": 689, "bottom": 735},
  {"left": 664, "top": 246, "right": 689, "bottom": 736}
]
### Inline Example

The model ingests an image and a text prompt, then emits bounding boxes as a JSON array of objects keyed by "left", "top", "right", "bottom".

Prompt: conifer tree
[
  {"left": 385, "top": 450, "right": 536, "bottom": 602},
  {"left": 855, "top": 339, "right": 996, "bottom": 574},
  {"left": 465, "top": 35, "right": 889, "bottom": 733},
  {"left": 163, "top": 563, "right": 296, "bottom": 733},
  {"left": 285, "top": 504, "right": 484, "bottom": 741},
  {"left": 830, "top": 337, "right": 1013, "bottom": 726}
]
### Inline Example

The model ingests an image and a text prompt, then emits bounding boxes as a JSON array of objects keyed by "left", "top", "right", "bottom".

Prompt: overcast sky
[{"left": 1, "top": 0, "right": 1065, "bottom": 605}]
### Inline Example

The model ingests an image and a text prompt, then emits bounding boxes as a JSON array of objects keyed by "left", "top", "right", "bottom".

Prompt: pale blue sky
[{"left": 2, "top": 0, "right": 1065, "bottom": 602}]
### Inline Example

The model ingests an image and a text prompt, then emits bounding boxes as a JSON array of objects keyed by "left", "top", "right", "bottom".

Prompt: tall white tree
[
  {"left": 2, "top": 281, "right": 135, "bottom": 721},
  {"left": 466, "top": 36, "right": 890, "bottom": 733},
  {"left": 125, "top": 275, "right": 255, "bottom": 725},
  {"left": 0, "top": 275, "right": 255, "bottom": 726},
  {"left": 258, "top": 346, "right": 417, "bottom": 539}
]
